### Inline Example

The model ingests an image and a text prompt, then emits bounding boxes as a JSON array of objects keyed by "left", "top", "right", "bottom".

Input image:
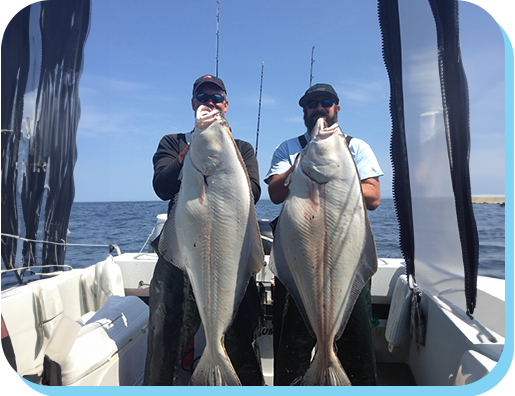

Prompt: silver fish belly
[
  {"left": 159, "top": 105, "right": 264, "bottom": 386},
  {"left": 269, "top": 118, "right": 377, "bottom": 386}
]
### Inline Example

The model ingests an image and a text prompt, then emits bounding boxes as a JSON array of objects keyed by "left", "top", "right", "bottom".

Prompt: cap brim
[{"left": 299, "top": 92, "right": 339, "bottom": 107}]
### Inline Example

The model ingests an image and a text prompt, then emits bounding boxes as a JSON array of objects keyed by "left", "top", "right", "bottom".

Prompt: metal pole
[
  {"left": 255, "top": 62, "right": 264, "bottom": 156},
  {"left": 310, "top": 46, "right": 315, "bottom": 86},
  {"left": 216, "top": 2, "right": 220, "bottom": 77}
]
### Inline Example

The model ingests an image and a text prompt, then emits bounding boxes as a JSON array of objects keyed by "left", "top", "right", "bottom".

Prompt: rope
[
  {"left": 1, "top": 264, "right": 73, "bottom": 275},
  {"left": 1, "top": 233, "right": 110, "bottom": 248},
  {"left": 139, "top": 225, "right": 156, "bottom": 253}
]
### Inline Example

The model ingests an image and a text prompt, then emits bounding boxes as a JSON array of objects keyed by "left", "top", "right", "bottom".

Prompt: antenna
[
  {"left": 255, "top": 62, "right": 264, "bottom": 156},
  {"left": 216, "top": 2, "right": 220, "bottom": 77},
  {"left": 309, "top": 46, "right": 315, "bottom": 86}
]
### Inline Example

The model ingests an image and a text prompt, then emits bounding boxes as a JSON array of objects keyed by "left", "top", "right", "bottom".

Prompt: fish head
[
  {"left": 195, "top": 104, "right": 220, "bottom": 130},
  {"left": 309, "top": 117, "right": 344, "bottom": 141},
  {"left": 190, "top": 105, "right": 232, "bottom": 177},
  {"left": 310, "top": 117, "right": 328, "bottom": 138},
  {"left": 301, "top": 118, "right": 347, "bottom": 183}
]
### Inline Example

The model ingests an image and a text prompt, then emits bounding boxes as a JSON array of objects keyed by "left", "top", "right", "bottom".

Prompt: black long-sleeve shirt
[{"left": 153, "top": 132, "right": 261, "bottom": 214}]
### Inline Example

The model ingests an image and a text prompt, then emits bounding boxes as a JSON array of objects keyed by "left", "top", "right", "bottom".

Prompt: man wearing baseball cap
[
  {"left": 145, "top": 75, "right": 264, "bottom": 385},
  {"left": 264, "top": 83, "right": 383, "bottom": 385}
]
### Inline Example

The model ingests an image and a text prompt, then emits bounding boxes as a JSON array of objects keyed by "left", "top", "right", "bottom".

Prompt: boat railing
[{"left": 1, "top": 264, "right": 73, "bottom": 276}]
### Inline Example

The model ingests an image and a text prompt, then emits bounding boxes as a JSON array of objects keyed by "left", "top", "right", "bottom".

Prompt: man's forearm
[
  {"left": 267, "top": 167, "right": 293, "bottom": 204},
  {"left": 361, "top": 177, "right": 380, "bottom": 211}
]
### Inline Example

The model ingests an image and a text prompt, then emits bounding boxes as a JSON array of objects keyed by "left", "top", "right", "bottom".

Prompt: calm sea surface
[{"left": 1, "top": 198, "right": 505, "bottom": 289}]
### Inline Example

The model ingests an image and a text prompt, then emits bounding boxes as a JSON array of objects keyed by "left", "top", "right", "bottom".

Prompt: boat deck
[{"left": 377, "top": 363, "right": 417, "bottom": 386}]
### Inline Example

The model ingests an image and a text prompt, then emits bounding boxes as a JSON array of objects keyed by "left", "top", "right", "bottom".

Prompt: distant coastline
[{"left": 472, "top": 196, "right": 505, "bottom": 205}]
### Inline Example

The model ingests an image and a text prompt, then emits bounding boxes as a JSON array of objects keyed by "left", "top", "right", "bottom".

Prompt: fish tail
[
  {"left": 189, "top": 347, "right": 241, "bottom": 386},
  {"left": 300, "top": 349, "right": 352, "bottom": 386}
]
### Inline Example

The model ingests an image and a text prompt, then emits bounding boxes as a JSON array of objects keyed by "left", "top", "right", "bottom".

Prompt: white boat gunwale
[{"left": 1, "top": 226, "right": 505, "bottom": 387}]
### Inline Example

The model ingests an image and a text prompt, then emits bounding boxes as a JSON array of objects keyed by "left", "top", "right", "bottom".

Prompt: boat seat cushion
[
  {"left": 80, "top": 255, "right": 125, "bottom": 313},
  {"left": 385, "top": 274, "right": 411, "bottom": 350},
  {"left": 18, "top": 283, "right": 68, "bottom": 377},
  {"left": 36, "top": 283, "right": 65, "bottom": 339},
  {"left": 59, "top": 295, "right": 149, "bottom": 385}
]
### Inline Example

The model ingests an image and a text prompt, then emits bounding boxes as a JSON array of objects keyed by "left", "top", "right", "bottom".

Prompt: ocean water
[{"left": 1, "top": 198, "right": 505, "bottom": 289}]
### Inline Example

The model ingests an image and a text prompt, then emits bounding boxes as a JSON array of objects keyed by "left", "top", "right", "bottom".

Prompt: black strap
[
  {"left": 298, "top": 134, "right": 353, "bottom": 149},
  {"left": 298, "top": 134, "right": 308, "bottom": 148}
]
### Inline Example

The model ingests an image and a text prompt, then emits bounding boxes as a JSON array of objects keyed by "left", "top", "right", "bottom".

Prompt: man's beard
[{"left": 304, "top": 110, "right": 338, "bottom": 132}]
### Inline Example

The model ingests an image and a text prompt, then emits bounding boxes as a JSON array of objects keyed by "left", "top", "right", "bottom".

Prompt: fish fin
[
  {"left": 245, "top": 203, "right": 265, "bottom": 276},
  {"left": 300, "top": 348, "right": 351, "bottom": 386},
  {"left": 335, "top": 216, "right": 378, "bottom": 340},
  {"left": 227, "top": 126, "right": 264, "bottom": 278},
  {"left": 270, "top": 215, "right": 316, "bottom": 338},
  {"left": 189, "top": 341, "right": 241, "bottom": 386},
  {"left": 223, "top": 124, "right": 263, "bottom": 272},
  {"left": 228, "top": 200, "right": 265, "bottom": 326},
  {"left": 158, "top": 201, "right": 187, "bottom": 271},
  {"left": 354, "top": 217, "right": 378, "bottom": 291}
]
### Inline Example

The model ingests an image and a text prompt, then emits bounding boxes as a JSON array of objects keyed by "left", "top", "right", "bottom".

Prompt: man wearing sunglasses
[
  {"left": 264, "top": 83, "right": 383, "bottom": 386},
  {"left": 145, "top": 75, "right": 264, "bottom": 386}
]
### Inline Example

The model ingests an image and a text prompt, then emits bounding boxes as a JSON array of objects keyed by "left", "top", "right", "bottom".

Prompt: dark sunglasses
[
  {"left": 195, "top": 93, "right": 225, "bottom": 104},
  {"left": 307, "top": 99, "right": 334, "bottom": 109}
]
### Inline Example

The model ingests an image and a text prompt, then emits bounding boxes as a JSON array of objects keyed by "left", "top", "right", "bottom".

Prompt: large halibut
[
  {"left": 159, "top": 105, "right": 264, "bottom": 386},
  {"left": 270, "top": 118, "right": 377, "bottom": 386}
]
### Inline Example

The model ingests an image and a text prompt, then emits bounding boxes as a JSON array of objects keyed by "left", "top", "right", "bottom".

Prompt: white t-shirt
[{"left": 264, "top": 131, "right": 384, "bottom": 184}]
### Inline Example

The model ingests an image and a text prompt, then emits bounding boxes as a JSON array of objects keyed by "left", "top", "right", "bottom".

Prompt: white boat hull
[{"left": 1, "top": 252, "right": 504, "bottom": 387}]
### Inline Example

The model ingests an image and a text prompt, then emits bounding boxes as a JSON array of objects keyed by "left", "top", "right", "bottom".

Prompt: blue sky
[{"left": 0, "top": 0, "right": 508, "bottom": 204}]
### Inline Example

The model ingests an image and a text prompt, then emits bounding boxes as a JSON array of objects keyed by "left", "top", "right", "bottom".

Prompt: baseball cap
[
  {"left": 193, "top": 75, "right": 226, "bottom": 94},
  {"left": 299, "top": 83, "right": 339, "bottom": 107}
]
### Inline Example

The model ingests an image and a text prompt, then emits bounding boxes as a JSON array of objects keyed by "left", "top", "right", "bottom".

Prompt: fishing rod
[
  {"left": 255, "top": 62, "right": 264, "bottom": 156},
  {"left": 216, "top": 1, "right": 220, "bottom": 77},
  {"left": 310, "top": 46, "right": 315, "bottom": 86}
]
